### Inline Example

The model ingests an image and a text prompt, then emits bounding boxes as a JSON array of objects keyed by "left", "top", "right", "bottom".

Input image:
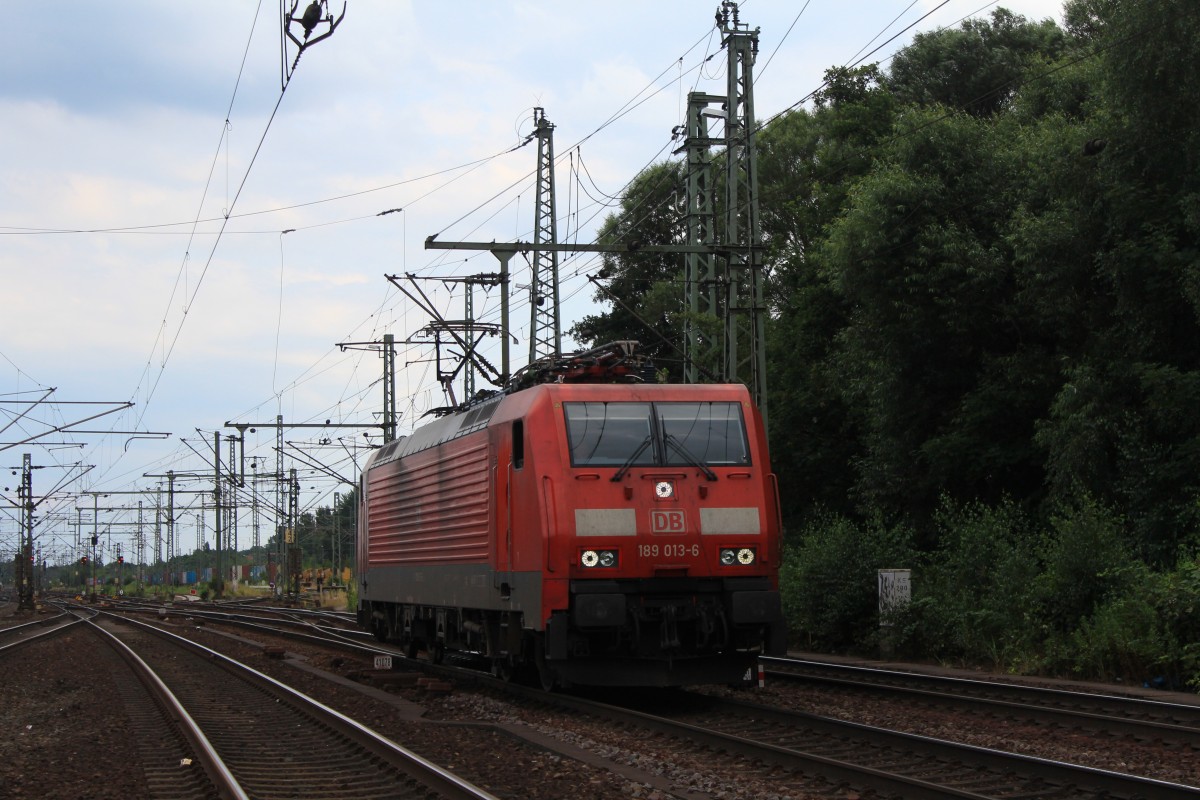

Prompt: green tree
[
  {"left": 1024, "top": 0, "right": 1200, "bottom": 563},
  {"left": 887, "top": 8, "right": 1066, "bottom": 117},
  {"left": 762, "top": 66, "right": 897, "bottom": 520},
  {"left": 820, "top": 107, "right": 1056, "bottom": 530}
]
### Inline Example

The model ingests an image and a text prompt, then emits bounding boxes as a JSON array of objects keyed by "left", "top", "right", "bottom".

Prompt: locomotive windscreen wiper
[
  {"left": 610, "top": 435, "right": 653, "bottom": 482},
  {"left": 664, "top": 434, "right": 718, "bottom": 481}
]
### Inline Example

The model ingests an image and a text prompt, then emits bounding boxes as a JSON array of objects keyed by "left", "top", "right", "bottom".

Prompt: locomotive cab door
[{"left": 492, "top": 420, "right": 521, "bottom": 598}]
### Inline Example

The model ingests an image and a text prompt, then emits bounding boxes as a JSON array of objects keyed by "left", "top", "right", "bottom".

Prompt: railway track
[
  {"left": 678, "top": 692, "right": 1199, "bottom": 799},
  {"left": 0, "top": 607, "right": 80, "bottom": 651},
  {"left": 764, "top": 655, "right": 1200, "bottom": 747},
  {"left": 89, "top": 613, "right": 500, "bottom": 800},
  {"left": 111, "top": 597, "right": 370, "bottom": 640},
  {"left": 475, "top": 680, "right": 1198, "bottom": 800},
  {"left": 94, "top": 603, "right": 1200, "bottom": 798}
]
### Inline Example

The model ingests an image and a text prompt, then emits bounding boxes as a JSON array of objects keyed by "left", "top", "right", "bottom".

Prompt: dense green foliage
[{"left": 578, "top": 1, "right": 1200, "bottom": 686}]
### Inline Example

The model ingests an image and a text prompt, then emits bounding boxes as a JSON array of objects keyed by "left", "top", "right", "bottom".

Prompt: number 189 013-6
[{"left": 638, "top": 543, "right": 700, "bottom": 558}]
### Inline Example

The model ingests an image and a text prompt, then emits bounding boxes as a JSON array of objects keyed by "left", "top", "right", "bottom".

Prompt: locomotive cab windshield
[{"left": 564, "top": 400, "right": 750, "bottom": 469}]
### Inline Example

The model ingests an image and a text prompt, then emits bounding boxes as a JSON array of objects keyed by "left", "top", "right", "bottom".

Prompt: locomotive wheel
[
  {"left": 430, "top": 641, "right": 445, "bottom": 665},
  {"left": 404, "top": 638, "right": 419, "bottom": 659}
]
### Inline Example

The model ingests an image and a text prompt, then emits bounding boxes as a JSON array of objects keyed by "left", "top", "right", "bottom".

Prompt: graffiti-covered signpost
[{"left": 877, "top": 568, "right": 912, "bottom": 658}]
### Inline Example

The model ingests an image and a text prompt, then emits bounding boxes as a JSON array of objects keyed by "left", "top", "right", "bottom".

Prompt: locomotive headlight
[
  {"left": 720, "top": 547, "right": 756, "bottom": 566},
  {"left": 581, "top": 549, "right": 618, "bottom": 568}
]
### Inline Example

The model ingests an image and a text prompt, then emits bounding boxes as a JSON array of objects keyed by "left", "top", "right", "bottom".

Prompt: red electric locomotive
[{"left": 356, "top": 344, "right": 786, "bottom": 687}]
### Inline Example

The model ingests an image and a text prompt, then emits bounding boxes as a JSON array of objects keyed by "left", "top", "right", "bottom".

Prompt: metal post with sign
[{"left": 877, "top": 568, "right": 911, "bottom": 658}]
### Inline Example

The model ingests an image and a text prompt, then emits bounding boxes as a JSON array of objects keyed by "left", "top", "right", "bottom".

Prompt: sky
[{"left": 1, "top": 0, "right": 1067, "bottom": 565}]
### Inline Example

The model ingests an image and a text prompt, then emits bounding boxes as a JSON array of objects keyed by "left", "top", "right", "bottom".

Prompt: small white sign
[
  {"left": 373, "top": 655, "right": 393, "bottom": 670},
  {"left": 878, "top": 568, "right": 912, "bottom": 617}
]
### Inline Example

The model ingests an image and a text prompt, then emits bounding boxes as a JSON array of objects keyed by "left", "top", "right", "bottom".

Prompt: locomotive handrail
[
  {"left": 542, "top": 475, "right": 557, "bottom": 573},
  {"left": 768, "top": 472, "right": 784, "bottom": 564}
]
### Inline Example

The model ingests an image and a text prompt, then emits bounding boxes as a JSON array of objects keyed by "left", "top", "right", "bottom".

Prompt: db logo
[{"left": 651, "top": 509, "right": 686, "bottom": 533}]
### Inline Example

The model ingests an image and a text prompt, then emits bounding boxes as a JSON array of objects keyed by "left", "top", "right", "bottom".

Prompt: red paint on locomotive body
[
  {"left": 533, "top": 382, "right": 775, "bottom": 579},
  {"left": 365, "top": 436, "right": 491, "bottom": 566},
  {"left": 357, "top": 380, "right": 786, "bottom": 687}
]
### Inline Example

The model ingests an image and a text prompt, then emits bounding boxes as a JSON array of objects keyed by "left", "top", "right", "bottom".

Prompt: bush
[
  {"left": 780, "top": 511, "right": 917, "bottom": 652},
  {"left": 1143, "top": 556, "right": 1200, "bottom": 689},
  {"left": 1033, "top": 496, "right": 1132, "bottom": 633},
  {"left": 1048, "top": 558, "right": 1200, "bottom": 687},
  {"left": 1066, "top": 575, "right": 1163, "bottom": 683},
  {"left": 781, "top": 496, "right": 1200, "bottom": 686},
  {"left": 896, "top": 499, "right": 1040, "bottom": 668}
]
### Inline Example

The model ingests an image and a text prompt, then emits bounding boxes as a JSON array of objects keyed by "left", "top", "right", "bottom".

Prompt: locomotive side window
[
  {"left": 513, "top": 419, "right": 525, "bottom": 469},
  {"left": 658, "top": 402, "right": 750, "bottom": 466},
  {"left": 564, "top": 402, "right": 655, "bottom": 466}
]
